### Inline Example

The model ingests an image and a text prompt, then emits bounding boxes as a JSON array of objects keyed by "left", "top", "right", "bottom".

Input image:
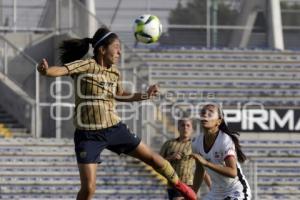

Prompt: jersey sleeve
[
  {"left": 64, "top": 59, "right": 91, "bottom": 75},
  {"left": 222, "top": 137, "right": 236, "bottom": 161},
  {"left": 159, "top": 141, "right": 169, "bottom": 157}
]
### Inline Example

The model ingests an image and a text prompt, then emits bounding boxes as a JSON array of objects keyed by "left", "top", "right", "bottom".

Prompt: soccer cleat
[{"left": 174, "top": 181, "right": 197, "bottom": 200}]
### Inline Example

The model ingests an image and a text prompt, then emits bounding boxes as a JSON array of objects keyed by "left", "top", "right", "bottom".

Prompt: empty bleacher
[
  {"left": 0, "top": 138, "right": 168, "bottom": 200},
  {"left": 241, "top": 139, "right": 300, "bottom": 200},
  {"left": 131, "top": 47, "right": 300, "bottom": 107}
]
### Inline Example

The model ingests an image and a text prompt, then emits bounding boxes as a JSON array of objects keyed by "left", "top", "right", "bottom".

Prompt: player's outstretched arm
[
  {"left": 37, "top": 58, "right": 68, "bottom": 77},
  {"left": 115, "top": 84, "right": 159, "bottom": 102}
]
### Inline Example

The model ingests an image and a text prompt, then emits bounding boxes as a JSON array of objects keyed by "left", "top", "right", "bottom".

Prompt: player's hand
[
  {"left": 37, "top": 58, "right": 49, "bottom": 75},
  {"left": 191, "top": 153, "right": 208, "bottom": 166},
  {"left": 167, "top": 152, "right": 182, "bottom": 161},
  {"left": 147, "top": 84, "right": 159, "bottom": 98}
]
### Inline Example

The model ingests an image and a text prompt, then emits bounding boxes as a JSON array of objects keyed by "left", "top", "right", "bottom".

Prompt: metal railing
[
  {"left": 0, "top": 35, "right": 40, "bottom": 137},
  {"left": 1, "top": 0, "right": 300, "bottom": 48},
  {"left": 0, "top": 0, "right": 52, "bottom": 33}
]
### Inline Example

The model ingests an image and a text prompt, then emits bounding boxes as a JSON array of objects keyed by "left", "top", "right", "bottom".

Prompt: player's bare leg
[{"left": 76, "top": 164, "right": 98, "bottom": 200}]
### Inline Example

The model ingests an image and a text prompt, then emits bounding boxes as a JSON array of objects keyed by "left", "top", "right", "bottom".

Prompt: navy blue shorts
[
  {"left": 74, "top": 122, "right": 141, "bottom": 164},
  {"left": 167, "top": 188, "right": 183, "bottom": 199}
]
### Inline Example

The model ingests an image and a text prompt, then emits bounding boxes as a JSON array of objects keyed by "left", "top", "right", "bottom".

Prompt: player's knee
[
  {"left": 81, "top": 183, "right": 96, "bottom": 196},
  {"left": 148, "top": 152, "right": 164, "bottom": 168},
  {"left": 140, "top": 151, "right": 156, "bottom": 167}
]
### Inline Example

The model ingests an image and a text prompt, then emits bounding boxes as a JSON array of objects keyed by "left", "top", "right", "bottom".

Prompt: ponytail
[
  {"left": 59, "top": 37, "right": 91, "bottom": 64},
  {"left": 59, "top": 26, "right": 118, "bottom": 65},
  {"left": 219, "top": 120, "right": 247, "bottom": 163}
]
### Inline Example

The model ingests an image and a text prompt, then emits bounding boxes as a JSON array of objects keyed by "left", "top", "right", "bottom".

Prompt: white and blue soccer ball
[{"left": 134, "top": 14, "right": 162, "bottom": 44}]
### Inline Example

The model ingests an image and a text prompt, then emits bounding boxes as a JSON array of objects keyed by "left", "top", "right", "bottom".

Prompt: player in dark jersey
[{"left": 37, "top": 26, "right": 197, "bottom": 200}]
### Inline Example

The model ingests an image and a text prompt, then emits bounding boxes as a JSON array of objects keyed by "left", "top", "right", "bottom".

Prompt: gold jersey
[
  {"left": 65, "top": 58, "right": 122, "bottom": 130},
  {"left": 160, "top": 138, "right": 195, "bottom": 185}
]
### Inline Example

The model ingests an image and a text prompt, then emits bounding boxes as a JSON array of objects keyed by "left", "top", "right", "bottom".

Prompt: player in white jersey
[{"left": 191, "top": 104, "right": 251, "bottom": 200}]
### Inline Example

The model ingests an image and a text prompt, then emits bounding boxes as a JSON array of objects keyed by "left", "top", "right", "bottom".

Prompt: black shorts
[
  {"left": 74, "top": 122, "right": 141, "bottom": 164},
  {"left": 167, "top": 188, "right": 183, "bottom": 199}
]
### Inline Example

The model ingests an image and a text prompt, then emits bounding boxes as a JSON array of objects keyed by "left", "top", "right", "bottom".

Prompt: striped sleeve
[
  {"left": 64, "top": 59, "right": 91, "bottom": 75},
  {"left": 159, "top": 141, "right": 169, "bottom": 157}
]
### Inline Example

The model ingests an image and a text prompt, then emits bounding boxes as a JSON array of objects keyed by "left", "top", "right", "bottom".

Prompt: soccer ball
[{"left": 134, "top": 14, "right": 162, "bottom": 44}]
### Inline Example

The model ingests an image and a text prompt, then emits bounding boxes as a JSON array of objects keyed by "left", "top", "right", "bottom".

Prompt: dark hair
[
  {"left": 219, "top": 120, "right": 247, "bottom": 163},
  {"left": 59, "top": 26, "right": 119, "bottom": 64},
  {"left": 203, "top": 104, "right": 247, "bottom": 163}
]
